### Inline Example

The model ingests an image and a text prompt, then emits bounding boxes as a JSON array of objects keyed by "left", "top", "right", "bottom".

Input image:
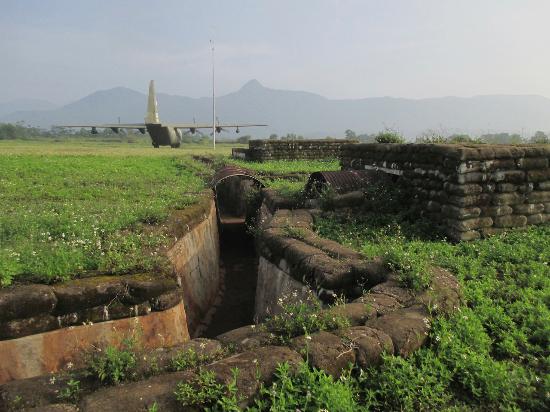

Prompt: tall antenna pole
[{"left": 210, "top": 40, "right": 216, "bottom": 150}]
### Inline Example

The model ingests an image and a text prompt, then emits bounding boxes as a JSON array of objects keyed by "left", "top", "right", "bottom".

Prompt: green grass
[
  {"left": 228, "top": 158, "right": 340, "bottom": 175},
  {"left": 315, "top": 212, "right": 550, "bottom": 410},
  {"left": 0, "top": 141, "right": 212, "bottom": 286}
]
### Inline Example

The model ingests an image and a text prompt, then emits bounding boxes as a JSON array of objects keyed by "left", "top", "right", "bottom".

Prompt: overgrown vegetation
[
  {"left": 0, "top": 148, "right": 206, "bottom": 286},
  {"left": 374, "top": 129, "right": 405, "bottom": 144},
  {"left": 263, "top": 291, "right": 350, "bottom": 344},
  {"left": 251, "top": 362, "right": 359, "bottom": 411},
  {"left": 316, "top": 211, "right": 550, "bottom": 410},
  {"left": 170, "top": 347, "right": 228, "bottom": 372},
  {"left": 56, "top": 378, "right": 82, "bottom": 403},
  {"left": 88, "top": 336, "right": 138, "bottom": 385},
  {"left": 174, "top": 368, "right": 241, "bottom": 411}
]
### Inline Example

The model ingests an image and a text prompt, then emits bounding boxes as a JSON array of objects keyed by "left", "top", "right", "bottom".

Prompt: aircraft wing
[
  {"left": 166, "top": 123, "right": 267, "bottom": 129},
  {"left": 57, "top": 123, "right": 147, "bottom": 129}
]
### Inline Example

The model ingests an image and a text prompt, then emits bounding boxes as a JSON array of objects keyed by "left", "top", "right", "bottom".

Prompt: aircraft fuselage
[{"left": 146, "top": 123, "right": 182, "bottom": 148}]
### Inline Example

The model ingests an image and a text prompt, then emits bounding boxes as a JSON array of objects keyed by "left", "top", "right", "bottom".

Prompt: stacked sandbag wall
[
  {"left": 235, "top": 139, "right": 357, "bottom": 161},
  {"left": 341, "top": 143, "right": 550, "bottom": 241}
]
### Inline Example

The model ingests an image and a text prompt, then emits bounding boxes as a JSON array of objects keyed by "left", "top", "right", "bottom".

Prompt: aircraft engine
[
  {"left": 110, "top": 127, "right": 120, "bottom": 134},
  {"left": 189, "top": 127, "right": 196, "bottom": 134},
  {"left": 91, "top": 127, "right": 98, "bottom": 134},
  {"left": 236, "top": 127, "right": 240, "bottom": 133},
  {"left": 216, "top": 126, "right": 222, "bottom": 133}
]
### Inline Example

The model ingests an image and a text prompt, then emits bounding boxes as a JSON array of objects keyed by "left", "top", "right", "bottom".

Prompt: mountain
[
  {"left": 3, "top": 80, "right": 550, "bottom": 139},
  {"left": 0, "top": 98, "right": 57, "bottom": 118}
]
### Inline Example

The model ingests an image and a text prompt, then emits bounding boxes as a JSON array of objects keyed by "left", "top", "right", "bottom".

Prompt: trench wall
[
  {"left": 341, "top": 143, "right": 550, "bottom": 241},
  {"left": 0, "top": 195, "right": 220, "bottom": 383},
  {"left": 167, "top": 198, "right": 220, "bottom": 336},
  {"left": 233, "top": 139, "right": 357, "bottom": 161}
]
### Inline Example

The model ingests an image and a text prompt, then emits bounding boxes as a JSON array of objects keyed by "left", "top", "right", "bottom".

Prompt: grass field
[
  {"left": 315, "top": 210, "right": 550, "bottom": 410},
  {"left": 0, "top": 140, "right": 233, "bottom": 286}
]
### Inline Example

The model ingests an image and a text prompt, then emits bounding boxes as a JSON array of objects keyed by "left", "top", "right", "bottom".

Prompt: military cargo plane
[{"left": 60, "top": 80, "right": 266, "bottom": 148}]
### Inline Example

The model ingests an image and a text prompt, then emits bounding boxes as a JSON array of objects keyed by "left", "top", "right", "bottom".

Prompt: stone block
[
  {"left": 441, "top": 205, "right": 481, "bottom": 219},
  {"left": 216, "top": 325, "right": 273, "bottom": 352},
  {"left": 481, "top": 227, "right": 507, "bottom": 237},
  {"left": 353, "top": 292, "right": 404, "bottom": 316},
  {"left": 291, "top": 331, "right": 355, "bottom": 377},
  {"left": 0, "top": 285, "right": 57, "bottom": 322},
  {"left": 517, "top": 157, "right": 549, "bottom": 170},
  {"left": 493, "top": 215, "right": 527, "bottom": 228},
  {"left": 491, "top": 192, "right": 525, "bottom": 206},
  {"left": 496, "top": 183, "right": 517, "bottom": 193},
  {"left": 526, "top": 214, "right": 544, "bottom": 224},
  {"left": 490, "top": 170, "right": 525, "bottom": 183},
  {"left": 448, "top": 194, "right": 491, "bottom": 207},
  {"left": 150, "top": 289, "right": 183, "bottom": 312},
  {"left": 527, "top": 169, "right": 550, "bottom": 182},
  {"left": 445, "top": 228, "right": 481, "bottom": 242},
  {"left": 365, "top": 305, "right": 431, "bottom": 357},
  {"left": 456, "top": 172, "right": 486, "bottom": 184},
  {"left": 0, "top": 314, "right": 59, "bottom": 340},
  {"left": 123, "top": 275, "right": 178, "bottom": 304},
  {"left": 52, "top": 276, "right": 127, "bottom": 314},
  {"left": 443, "top": 183, "right": 483, "bottom": 195},
  {"left": 513, "top": 203, "right": 545, "bottom": 215},
  {"left": 336, "top": 326, "right": 394, "bottom": 368},
  {"left": 527, "top": 191, "right": 550, "bottom": 203},
  {"left": 448, "top": 217, "right": 493, "bottom": 231},
  {"left": 480, "top": 205, "right": 513, "bottom": 217}
]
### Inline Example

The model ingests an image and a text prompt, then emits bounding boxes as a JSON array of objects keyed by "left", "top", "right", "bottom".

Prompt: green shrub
[
  {"left": 174, "top": 368, "right": 240, "bottom": 411},
  {"left": 251, "top": 362, "right": 359, "bottom": 412},
  {"left": 57, "top": 378, "right": 81, "bottom": 403},
  {"left": 88, "top": 337, "right": 137, "bottom": 385}
]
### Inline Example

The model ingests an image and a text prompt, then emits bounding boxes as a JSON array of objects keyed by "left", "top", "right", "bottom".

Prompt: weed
[
  {"left": 174, "top": 368, "right": 240, "bottom": 411},
  {"left": 263, "top": 290, "right": 350, "bottom": 344},
  {"left": 384, "top": 245, "right": 432, "bottom": 291},
  {"left": 250, "top": 362, "right": 360, "bottom": 412},
  {"left": 280, "top": 224, "right": 307, "bottom": 240},
  {"left": 88, "top": 336, "right": 137, "bottom": 385},
  {"left": 375, "top": 129, "right": 405, "bottom": 143},
  {"left": 170, "top": 347, "right": 227, "bottom": 372},
  {"left": 147, "top": 402, "right": 158, "bottom": 412},
  {"left": 56, "top": 378, "right": 81, "bottom": 403}
]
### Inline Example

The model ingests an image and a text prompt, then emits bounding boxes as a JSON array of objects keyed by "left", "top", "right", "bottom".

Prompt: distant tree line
[
  {"left": 1, "top": 122, "right": 549, "bottom": 145},
  {"left": 343, "top": 128, "right": 550, "bottom": 145}
]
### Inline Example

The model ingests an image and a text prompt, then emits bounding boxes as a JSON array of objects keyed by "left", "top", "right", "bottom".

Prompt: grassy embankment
[
  {"left": 313, "top": 209, "right": 549, "bottom": 410},
  {"left": 0, "top": 140, "right": 228, "bottom": 286}
]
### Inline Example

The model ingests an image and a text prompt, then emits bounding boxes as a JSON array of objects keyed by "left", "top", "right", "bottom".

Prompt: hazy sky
[{"left": 2, "top": 0, "right": 550, "bottom": 104}]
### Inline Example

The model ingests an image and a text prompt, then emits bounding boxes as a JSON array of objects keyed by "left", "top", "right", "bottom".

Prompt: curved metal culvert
[
  {"left": 211, "top": 166, "right": 265, "bottom": 224},
  {"left": 210, "top": 165, "right": 265, "bottom": 189},
  {"left": 304, "top": 170, "right": 379, "bottom": 197}
]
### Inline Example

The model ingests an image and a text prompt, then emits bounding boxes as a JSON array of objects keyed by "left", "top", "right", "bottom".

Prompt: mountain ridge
[{"left": 2, "top": 81, "right": 550, "bottom": 138}]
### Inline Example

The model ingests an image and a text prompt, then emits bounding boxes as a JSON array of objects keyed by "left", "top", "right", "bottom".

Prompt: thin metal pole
[{"left": 211, "top": 40, "right": 216, "bottom": 150}]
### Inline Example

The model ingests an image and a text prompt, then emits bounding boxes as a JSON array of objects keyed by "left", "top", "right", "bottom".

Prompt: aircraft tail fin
[{"left": 145, "top": 80, "right": 160, "bottom": 123}]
